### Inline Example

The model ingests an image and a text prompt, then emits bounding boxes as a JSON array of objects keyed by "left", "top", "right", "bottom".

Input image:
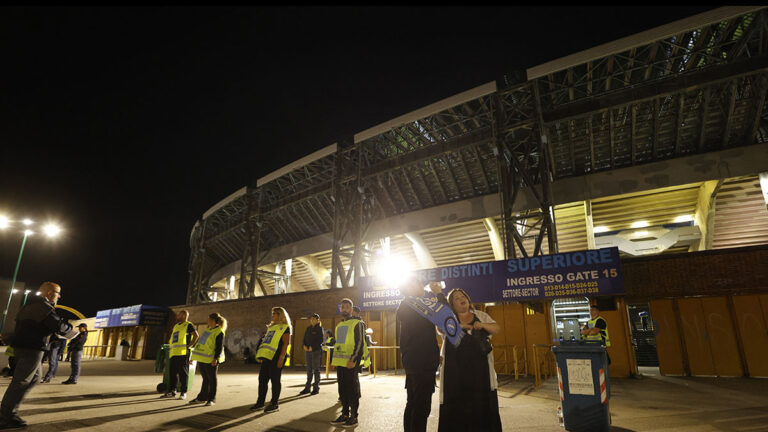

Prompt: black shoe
[
  {"left": 310, "top": 389, "right": 319, "bottom": 395},
  {"left": 40, "top": 377, "right": 50, "bottom": 384},
  {"left": 298, "top": 388, "right": 311, "bottom": 395},
  {"left": 264, "top": 404, "right": 279, "bottom": 413},
  {"left": 330, "top": 414, "right": 349, "bottom": 425},
  {"left": 62, "top": 380, "right": 77, "bottom": 385},
  {"left": 0, "top": 416, "right": 27, "bottom": 429},
  {"left": 249, "top": 402, "right": 265, "bottom": 411},
  {"left": 343, "top": 416, "right": 358, "bottom": 427}
]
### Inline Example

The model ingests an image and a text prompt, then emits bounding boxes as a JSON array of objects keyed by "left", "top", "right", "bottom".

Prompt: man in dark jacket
[
  {"left": 0, "top": 282, "right": 72, "bottom": 429},
  {"left": 63, "top": 323, "right": 88, "bottom": 384},
  {"left": 40, "top": 336, "right": 66, "bottom": 383},
  {"left": 299, "top": 313, "right": 324, "bottom": 395},
  {"left": 396, "top": 279, "right": 449, "bottom": 432}
]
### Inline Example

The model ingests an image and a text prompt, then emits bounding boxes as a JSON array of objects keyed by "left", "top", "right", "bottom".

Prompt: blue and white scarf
[{"left": 403, "top": 294, "right": 463, "bottom": 347}]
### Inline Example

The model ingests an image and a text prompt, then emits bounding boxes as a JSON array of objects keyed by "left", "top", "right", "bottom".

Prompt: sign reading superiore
[{"left": 358, "top": 247, "right": 624, "bottom": 311}]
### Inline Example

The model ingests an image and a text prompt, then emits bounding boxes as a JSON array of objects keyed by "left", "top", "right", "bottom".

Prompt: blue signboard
[
  {"left": 358, "top": 247, "right": 624, "bottom": 311},
  {"left": 94, "top": 304, "right": 169, "bottom": 328}
]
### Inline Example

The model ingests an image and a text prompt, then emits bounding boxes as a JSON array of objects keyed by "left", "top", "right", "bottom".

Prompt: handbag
[{"left": 473, "top": 328, "right": 493, "bottom": 356}]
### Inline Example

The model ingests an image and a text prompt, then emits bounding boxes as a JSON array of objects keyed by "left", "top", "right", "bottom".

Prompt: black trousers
[
  {"left": 196, "top": 363, "right": 218, "bottom": 402},
  {"left": 404, "top": 372, "right": 435, "bottom": 432},
  {"left": 168, "top": 355, "right": 189, "bottom": 393},
  {"left": 257, "top": 360, "right": 283, "bottom": 405},
  {"left": 336, "top": 366, "right": 360, "bottom": 417}
]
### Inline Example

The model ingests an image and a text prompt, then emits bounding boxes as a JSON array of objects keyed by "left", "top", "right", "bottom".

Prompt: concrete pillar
[
  {"left": 483, "top": 218, "right": 505, "bottom": 261},
  {"left": 403, "top": 232, "right": 437, "bottom": 270}
]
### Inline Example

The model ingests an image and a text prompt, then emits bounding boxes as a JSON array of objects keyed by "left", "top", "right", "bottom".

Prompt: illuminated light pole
[{"left": 0, "top": 219, "right": 62, "bottom": 333}]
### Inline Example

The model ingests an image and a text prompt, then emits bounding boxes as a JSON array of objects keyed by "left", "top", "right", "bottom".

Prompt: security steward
[
  {"left": 581, "top": 304, "right": 611, "bottom": 364},
  {"left": 330, "top": 298, "right": 366, "bottom": 428},
  {"left": 250, "top": 307, "right": 292, "bottom": 414},
  {"left": 162, "top": 310, "right": 198, "bottom": 400},
  {"left": 188, "top": 312, "right": 226, "bottom": 406}
]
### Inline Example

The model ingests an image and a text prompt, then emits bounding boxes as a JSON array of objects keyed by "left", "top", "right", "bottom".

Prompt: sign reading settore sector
[{"left": 358, "top": 247, "right": 624, "bottom": 310}]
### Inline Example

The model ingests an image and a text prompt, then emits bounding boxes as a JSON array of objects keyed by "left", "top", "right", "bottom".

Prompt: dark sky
[{"left": 0, "top": 6, "right": 715, "bottom": 316}]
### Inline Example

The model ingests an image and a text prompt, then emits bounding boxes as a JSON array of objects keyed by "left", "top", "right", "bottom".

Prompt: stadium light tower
[{"left": 0, "top": 217, "right": 62, "bottom": 333}]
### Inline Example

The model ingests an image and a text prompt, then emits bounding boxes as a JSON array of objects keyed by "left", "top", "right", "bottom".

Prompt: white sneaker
[{"left": 178, "top": 393, "right": 187, "bottom": 400}]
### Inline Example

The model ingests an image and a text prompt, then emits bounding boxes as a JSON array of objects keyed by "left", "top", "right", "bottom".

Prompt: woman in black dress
[{"left": 438, "top": 288, "right": 502, "bottom": 431}]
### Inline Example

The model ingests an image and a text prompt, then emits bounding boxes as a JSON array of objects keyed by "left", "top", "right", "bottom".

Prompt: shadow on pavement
[
  {"left": 266, "top": 404, "right": 344, "bottom": 432},
  {"left": 34, "top": 404, "right": 198, "bottom": 431},
  {"left": 23, "top": 391, "right": 158, "bottom": 405},
  {"left": 159, "top": 393, "right": 324, "bottom": 432},
  {"left": 21, "top": 395, "right": 182, "bottom": 415}
]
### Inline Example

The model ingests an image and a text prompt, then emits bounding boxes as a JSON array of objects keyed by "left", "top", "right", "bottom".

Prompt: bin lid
[{"left": 552, "top": 344, "right": 605, "bottom": 354}]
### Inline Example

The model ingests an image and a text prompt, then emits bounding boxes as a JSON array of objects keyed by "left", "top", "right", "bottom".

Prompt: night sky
[{"left": 0, "top": 7, "right": 715, "bottom": 317}]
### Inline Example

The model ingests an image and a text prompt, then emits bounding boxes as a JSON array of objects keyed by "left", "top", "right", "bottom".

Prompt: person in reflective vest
[
  {"left": 162, "top": 310, "right": 198, "bottom": 400},
  {"left": 4, "top": 346, "right": 15, "bottom": 377},
  {"left": 582, "top": 304, "right": 611, "bottom": 365},
  {"left": 250, "top": 307, "right": 292, "bottom": 414},
  {"left": 350, "top": 307, "right": 370, "bottom": 374},
  {"left": 188, "top": 313, "right": 226, "bottom": 406},
  {"left": 330, "top": 298, "right": 365, "bottom": 428},
  {"left": 323, "top": 330, "right": 336, "bottom": 366},
  {"left": 361, "top": 328, "right": 376, "bottom": 370}
]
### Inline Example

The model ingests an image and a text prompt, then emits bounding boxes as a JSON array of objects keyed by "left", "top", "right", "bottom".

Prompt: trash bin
[
  {"left": 155, "top": 343, "right": 196, "bottom": 393},
  {"left": 552, "top": 341, "right": 611, "bottom": 432}
]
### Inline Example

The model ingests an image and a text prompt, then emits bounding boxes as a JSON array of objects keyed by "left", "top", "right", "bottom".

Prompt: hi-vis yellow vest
[
  {"left": 256, "top": 323, "right": 291, "bottom": 365},
  {"left": 332, "top": 318, "right": 368, "bottom": 368},
  {"left": 169, "top": 321, "right": 193, "bottom": 357},
  {"left": 586, "top": 316, "right": 611, "bottom": 347},
  {"left": 190, "top": 326, "right": 225, "bottom": 364},
  {"left": 4, "top": 346, "right": 13, "bottom": 357}
]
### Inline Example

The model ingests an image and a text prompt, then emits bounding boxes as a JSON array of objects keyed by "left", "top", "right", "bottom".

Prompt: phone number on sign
[{"left": 543, "top": 282, "right": 599, "bottom": 297}]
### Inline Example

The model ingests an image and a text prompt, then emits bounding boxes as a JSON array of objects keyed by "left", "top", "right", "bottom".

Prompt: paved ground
[{"left": 0, "top": 359, "right": 767, "bottom": 431}]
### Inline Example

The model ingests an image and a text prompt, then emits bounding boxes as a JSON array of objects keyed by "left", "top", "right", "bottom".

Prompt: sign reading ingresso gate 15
[{"left": 357, "top": 247, "right": 624, "bottom": 311}]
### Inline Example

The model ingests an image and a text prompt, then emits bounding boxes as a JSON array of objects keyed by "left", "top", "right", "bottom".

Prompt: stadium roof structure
[{"left": 188, "top": 6, "right": 768, "bottom": 304}]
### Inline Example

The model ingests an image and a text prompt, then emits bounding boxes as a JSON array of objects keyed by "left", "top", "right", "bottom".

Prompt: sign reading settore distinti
[{"left": 358, "top": 247, "right": 624, "bottom": 311}]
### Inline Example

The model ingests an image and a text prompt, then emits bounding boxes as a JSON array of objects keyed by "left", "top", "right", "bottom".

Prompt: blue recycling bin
[{"left": 552, "top": 342, "right": 611, "bottom": 432}]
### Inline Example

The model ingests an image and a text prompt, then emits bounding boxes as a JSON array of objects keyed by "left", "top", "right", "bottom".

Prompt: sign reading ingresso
[{"left": 357, "top": 247, "right": 624, "bottom": 311}]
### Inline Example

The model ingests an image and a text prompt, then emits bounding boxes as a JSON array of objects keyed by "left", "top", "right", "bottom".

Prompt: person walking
[
  {"left": 0, "top": 282, "right": 72, "bottom": 430},
  {"left": 299, "top": 313, "right": 323, "bottom": 396},
  {"left": 397, "top": 280, "right": 454, "bottom": 432},
  {"left": 188, "top": 313, "right": 227, "bottom": 406},
  {"left": 62, "top": 324, "right": 88, "bottom": 384},
  {"left": 40, "top": 336, "right": 66, "bottom": 383},
  {"left": 250, "top": 307, "right": 292, "bottom": 413},
  {"left": 330, "top": 298, "right": 365, "bottom": 428},
  {"left": 161, "top": 310, "right": 198, "bottom": 400}
]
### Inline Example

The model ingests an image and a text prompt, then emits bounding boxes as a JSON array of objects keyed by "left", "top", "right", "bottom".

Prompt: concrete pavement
[{"left": 0, "top": 359, "right": 766, "bottom": 431}]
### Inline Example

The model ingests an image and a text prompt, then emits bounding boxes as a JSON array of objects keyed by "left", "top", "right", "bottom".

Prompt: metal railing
[
  {"left": 493, "top": 344, "right": 527, "bottom": 380},
  {"left": 532, "top": 344, "right": 556, "bottom": 387},
  {"left": 323, "top": 345, "right": 401, "bottom": 379}
]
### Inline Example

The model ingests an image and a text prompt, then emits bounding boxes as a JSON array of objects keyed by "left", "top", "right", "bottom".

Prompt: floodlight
[
  {"left": 631, "top": 221, "right": 649, "bottom": 228},
  {"left": 43, "top": 223, "right": 61, "bottom": 238}
]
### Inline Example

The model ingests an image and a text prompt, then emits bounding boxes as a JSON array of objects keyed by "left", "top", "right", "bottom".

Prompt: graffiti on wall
[{"left": 224, "top": 327, "right": 263, "bottom": 360}]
